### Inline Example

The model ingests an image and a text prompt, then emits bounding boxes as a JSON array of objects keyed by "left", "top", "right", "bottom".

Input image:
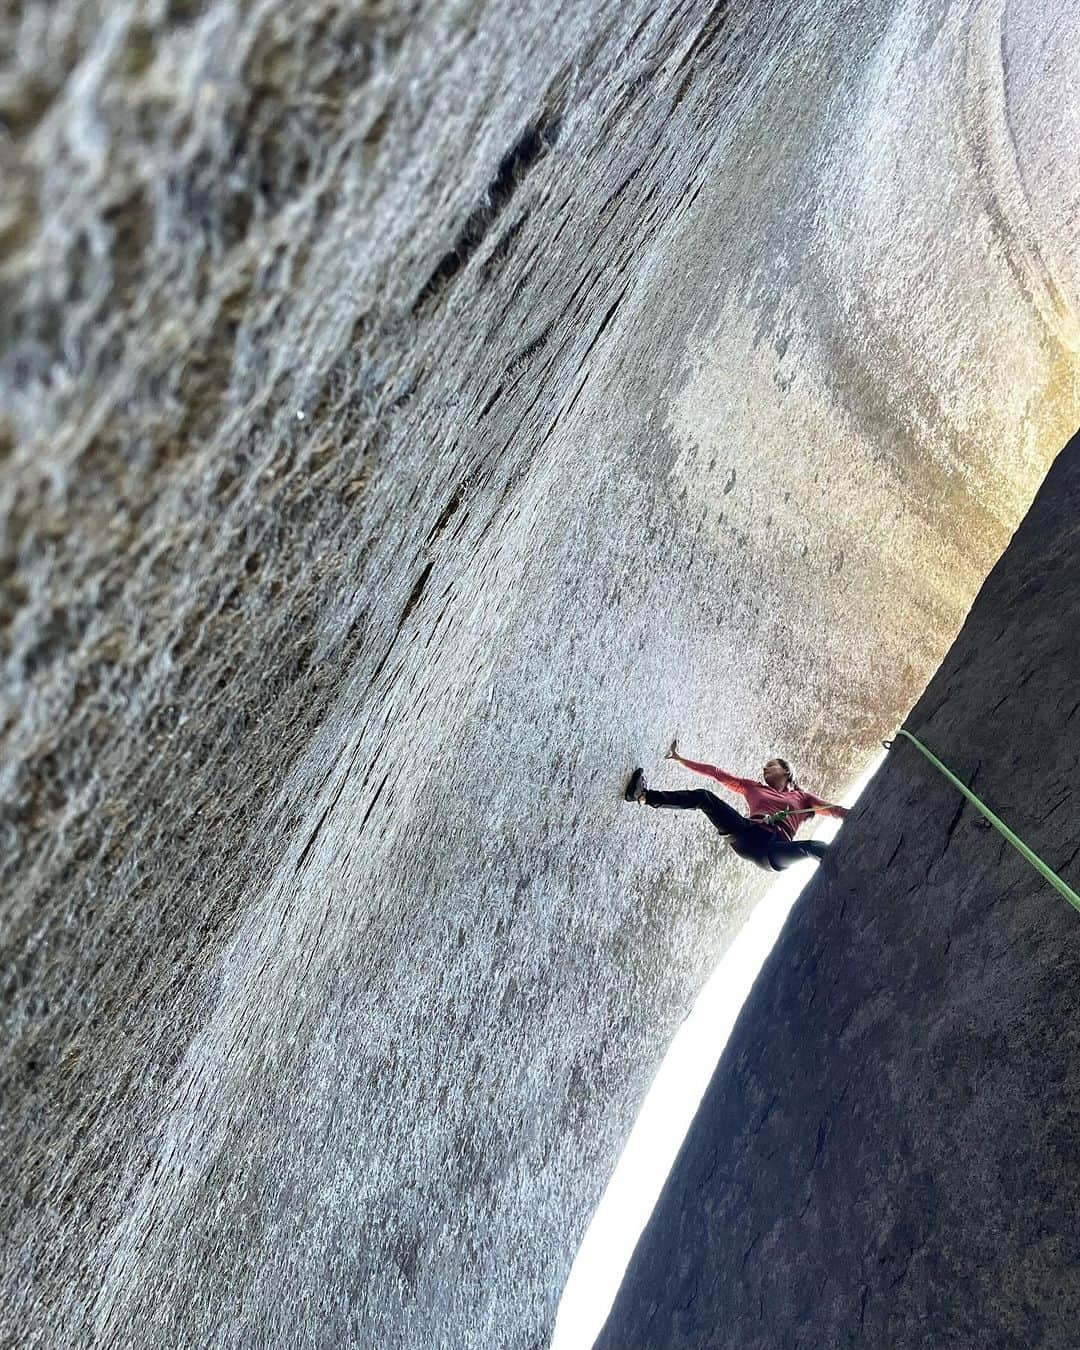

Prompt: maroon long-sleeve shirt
[{"left": 678, "top": 755, "right": 848, "bottom": 841}]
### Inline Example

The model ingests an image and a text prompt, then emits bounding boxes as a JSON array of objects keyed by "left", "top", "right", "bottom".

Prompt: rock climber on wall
[{"left": 624, "top": 740, "right": 848, "bottom": 872}]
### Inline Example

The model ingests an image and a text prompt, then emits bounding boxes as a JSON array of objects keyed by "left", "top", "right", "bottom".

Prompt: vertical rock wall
[{"left": 1, "top": 1, "right": 1078, "bottom": 1346}]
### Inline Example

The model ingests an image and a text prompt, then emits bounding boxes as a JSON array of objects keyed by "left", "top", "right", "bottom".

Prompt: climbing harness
[
  {"left": 758, "top": 803, "right": 839, "bottom": 827},
  {"left": 884, "top": 728, "right": 1080, "bottom": 916}
]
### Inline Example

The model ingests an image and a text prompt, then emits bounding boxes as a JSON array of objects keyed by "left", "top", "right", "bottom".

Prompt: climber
[{"left": 623, "top": 740, "right": 848, "bottom": 872}]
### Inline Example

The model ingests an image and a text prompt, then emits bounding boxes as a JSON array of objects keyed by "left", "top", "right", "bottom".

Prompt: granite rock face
[
  {"left": 1, "top": 1, "right": 1079, "bottom": 1347},
  {"left": 598, "top": 430, "right": 1080, "bottom": 1347}
]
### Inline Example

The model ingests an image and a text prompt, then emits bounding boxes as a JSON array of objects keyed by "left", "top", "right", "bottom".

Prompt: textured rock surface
[
  {"left": 598, "top": 430, "right": 1080, "bottom": 1347},
  {"left": 1, "top": 1, "right": 1078, "bottom": 1347}
]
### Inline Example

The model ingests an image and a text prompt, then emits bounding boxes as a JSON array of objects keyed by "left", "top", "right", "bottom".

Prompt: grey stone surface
[
  {"left": 0, "top": 1, "right": 1078, "bottom": 1347},
  {"left": 598, "top": 430, "right": 1080, "bottom": 1348}
]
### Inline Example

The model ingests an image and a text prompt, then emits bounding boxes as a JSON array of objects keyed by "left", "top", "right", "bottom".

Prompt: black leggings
[{"left": 643, "top": 787, "right": 828, "bottom": 872}]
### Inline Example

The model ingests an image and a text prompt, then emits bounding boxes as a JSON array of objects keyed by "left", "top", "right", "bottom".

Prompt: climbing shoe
[{"left": 624, "top": 767, "right": 647, "bottom": 803}]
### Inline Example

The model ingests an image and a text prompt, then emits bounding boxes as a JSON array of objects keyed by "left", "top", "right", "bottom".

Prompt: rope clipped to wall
[{"left": 883, "top": 728, "right": 1080, "bottom": 916}]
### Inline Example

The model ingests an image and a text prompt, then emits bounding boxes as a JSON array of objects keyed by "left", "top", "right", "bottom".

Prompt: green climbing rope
[{"left": 887, "top": 728, "right": 1080, "bottom": 916}]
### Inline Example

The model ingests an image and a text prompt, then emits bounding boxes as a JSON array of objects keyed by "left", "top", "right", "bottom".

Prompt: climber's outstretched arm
[
  {"left": 667, "top": 746, "right": 754, "bottom": 797},
  {"left": 800, "top": 792, "right": 848, "bottom": 820}
]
